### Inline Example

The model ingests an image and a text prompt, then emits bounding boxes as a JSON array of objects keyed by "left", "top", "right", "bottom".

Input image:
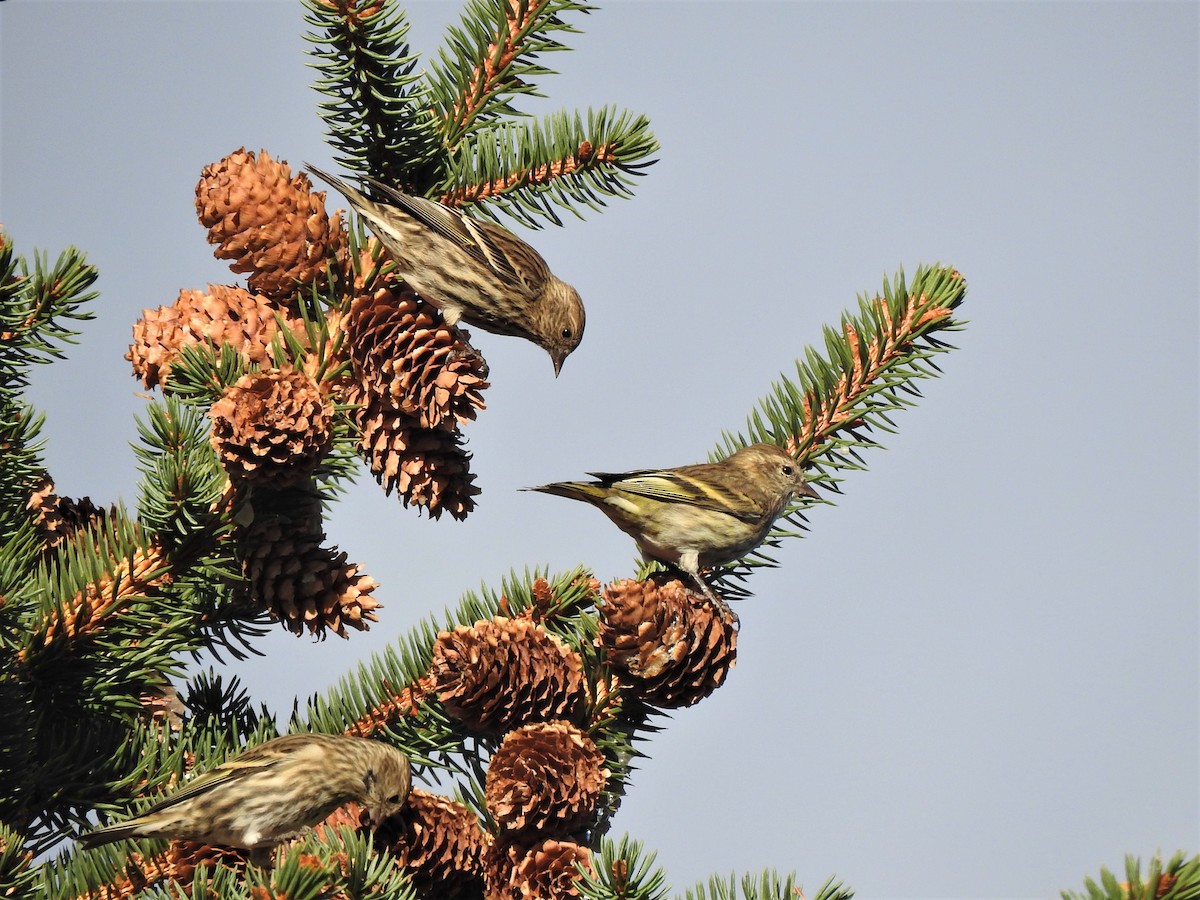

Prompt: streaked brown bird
[
  {"left": 527, "top": 442, "right": 818, "bottom": 625},
  {"left": 307, "top": 163, "right": 585, "bottom": 376},
  {"left": 79, "top": 733, "right": 411, "bottom": 863}
]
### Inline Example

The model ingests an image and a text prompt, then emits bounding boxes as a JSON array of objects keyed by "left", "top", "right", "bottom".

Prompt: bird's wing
[
  {"left": 359, "top": 177, "right": 542, "bottom": 289},
  {"left": 132, "top": 763, "right": 244, "bottom": 811},
  {"left": 590, "top": 470, "right": 764, "bottom": 523},
  {"left": 141, "top": 738, "right": 306, "bottom": 809},
  {"left": 586, "top": 468, "right": 657, "bottom": 483}
]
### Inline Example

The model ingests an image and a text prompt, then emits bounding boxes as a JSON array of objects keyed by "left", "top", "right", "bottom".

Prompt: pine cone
[
  {"left": 342, "top": 281, "right": 488, "bottom": 431},
  {"left": 37, "top": 544, "right": 169, "bottom": 648},
  {"left": 310, "top": 0, "right": 385, "bottom": 23},
  {"left": 527, "top": 573, "right": 603, "bottom": 619},
  {"left": 430, "top": 617, "right": 585, "bottom": 734},
  {"left": 140, "top": 682, "right": 187, "bottom": 732},
  {"left": 241, "top": 492, "right": 381, "bottom": 638},
  {"left": 485, "top": 838, "right": 592, "bottom": 900},
  {"left": 349, "top": 388, "right": 478, "bottom": 520},
  {"left": 374, "top": 789, "right": 491, "bottom": 900},
  {"left": 103, "top": 842, "right": 247, "bottom": 897},
  {"left": 127, "top": 284, "right": 301, "bottom": 389},
  {"left": 26, "top": 475, "right": 107, "bottom": 550},
  {"left": 196, "top": 148, "right": 345, "bottom": 299},
  {"left": 1155, "top": 873, "right": 1178, "bottom": 898},
  {"left": 485, "top": 721, "right": 607, "bottom": 838},
  {"left": 209, "top": 368, "right": 334, "bottom": 488},
  {"left": 598, "top": 576, "right": 737, "bottom": 708}
]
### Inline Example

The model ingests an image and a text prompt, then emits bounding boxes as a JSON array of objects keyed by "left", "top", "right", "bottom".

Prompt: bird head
[
  {"left": 361, "top": 744, "right": 412, "bottom": 827},
  {"left": 536, "top": 278, "right": 586, "bottom": 376},
  {"left": 734, "top": 443, "right": 820, "bottom": 509}
]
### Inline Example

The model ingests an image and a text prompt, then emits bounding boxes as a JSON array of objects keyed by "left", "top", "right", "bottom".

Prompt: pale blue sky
[{"left": 2, "top": 2, "right": 1197, "bottom": 898}]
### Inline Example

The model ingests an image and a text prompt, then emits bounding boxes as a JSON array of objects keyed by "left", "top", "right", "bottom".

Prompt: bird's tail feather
[
  {"left": 525, "top": 482, "right": 607, "bottom": 505},
  {"left": 77, "top": 822, "right": 141, "bottom": 849},
  {"left": 305, "top": 163, "right": 373, "bottom": 213}
]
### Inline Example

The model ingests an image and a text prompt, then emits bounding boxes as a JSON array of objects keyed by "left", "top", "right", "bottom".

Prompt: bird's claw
[
  {"left": 694, "top": 575, "right": 740, "bottom": 631},
  {"left": 447, "top": 328, "right": 490, "bottom": 379}
]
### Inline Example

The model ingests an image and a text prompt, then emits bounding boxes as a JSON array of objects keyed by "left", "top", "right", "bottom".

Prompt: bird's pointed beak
[
  {"left": 367, "top": 808, "right": 389, "bottom": 833},
  {"left": 798, "top": 481, "right": 820, "bottom": 500},
  {"left": 552, "top": 351, "right": 566, "bottom": 377}
]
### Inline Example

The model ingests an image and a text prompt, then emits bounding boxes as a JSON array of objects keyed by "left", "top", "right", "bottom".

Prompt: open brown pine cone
[
  {"left": 430, "top": 617, "right": 586, "bottom": 734},
  {"left": 373, "top": 789, "right": 491, "bottom": 900},
  {"left": 484, "top": 837, "right": 593, "bottom": 900},
  {"left": 341, "top": 279, "right": 488, "bottom": 431},
  {"left": 209, "top": 368, "right": 334, "bottom": 488},
  {"left": 127, "top": 284, "right": 303, "bottom": 389},
  {"left": 598, "top": 575, "right": 738, "bottom": 708},
  {"left": 338, "top": 237, "right": 488, "bottom": 422},
  {"left": 240, "top": 487, "right": 381, "bottom": 638},
  {"left": 195, "top": 147, "right": 345, "bottom": 300},
  {"left": 348, "top": 386, "right": 479, "bottom": 521},
  {"left": 485, "top": 721, "right": 608, "bottom": 838}
]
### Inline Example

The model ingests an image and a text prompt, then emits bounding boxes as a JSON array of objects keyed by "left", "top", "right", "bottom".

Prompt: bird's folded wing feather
[
  {"left": 146, "top": 744, "right": 293, "bottom": 808},
  {"left": 590, "top": 471, "right": 764, "bottom": 523},
  {"left": 360, "top": 176, "right": 533, "bottom": 288},
  {"left": 135, "top": 765, "right": 242, "bottom": 810}
]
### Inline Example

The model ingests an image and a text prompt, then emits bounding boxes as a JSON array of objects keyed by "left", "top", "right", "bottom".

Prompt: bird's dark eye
[
  {"left": 561, "top": 327, "right": 573, "bottom": 340},
  {"left": 387, "top": 794, "right": 402, "bottom": 804},
  {"left": 781, "top": 465, "right": 794, "bottom": 476}
]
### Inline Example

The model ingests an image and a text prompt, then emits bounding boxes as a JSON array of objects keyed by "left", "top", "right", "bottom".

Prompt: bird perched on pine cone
[
  {"left": 79, "top": 733, "right": 411, "bottom": 864},
  {"left": 528, "top": 443, "right": 818, "bottom": 625},
  {"left": 306, "top": 164, "right": 585, "bottom": 376}
]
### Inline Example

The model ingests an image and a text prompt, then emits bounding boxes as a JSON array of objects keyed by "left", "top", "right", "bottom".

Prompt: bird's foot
[
  {"left": 693, "top": 576, "right": 740, "bottom": 631},
  {"left": 247, "top": 845, "right": 277, "bottom": 868},
  {"left": 447, "top": 326, "right": 489, "bottom": 378}
]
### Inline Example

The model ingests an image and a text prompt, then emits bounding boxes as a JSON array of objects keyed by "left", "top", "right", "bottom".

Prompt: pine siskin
[
  {"left": 306, "top": 164, "right": 585, "bottom": 376},
  {"left": 79, "top": 733, "right": 411, "bottom": 862},
  {"left": 528, "top": 443, "right": 818, "bottom": 625}
]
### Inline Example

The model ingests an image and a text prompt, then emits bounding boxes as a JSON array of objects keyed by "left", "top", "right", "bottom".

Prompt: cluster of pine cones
[
  {"left": 128, "top": 148, "right": 487, "bottom": 638},
  {"left": 362, "top": 576, "right": 736, "bottom": 898},
  {"left": 120, "top": 149, "right": 737, "bottom": 898}
]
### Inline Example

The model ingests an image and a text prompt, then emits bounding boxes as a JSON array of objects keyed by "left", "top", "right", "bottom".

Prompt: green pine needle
[
  {"left": 577, "top": 835, "right": 670, "bottom": 900},
  {"left": 710, "top": 264, "right": 967, "bottom": 595}
]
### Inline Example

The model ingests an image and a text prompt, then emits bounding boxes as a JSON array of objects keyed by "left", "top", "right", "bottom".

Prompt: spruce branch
[
  {"left": 429, "top": 0, "right": 594, "bottom": 148},
  {"left": 0, "top": 232, "right": 98, "bottom": 574},
  {"left": 304, "top": 0, "right": 441, "bottom": 190},
  {"left": 20, "top": 517, "right": 171, "bottom": 664},
  {"left": 705, "top": 264, "right": 967, "bottom": 594},
  {"left": 0, "top": 822, "right": 37, "bottom": 898},
  {"left": 1061, "top": 851, "right": 1199, "bottom": 900},
  {"left": 133, "top": 396, "right": 230, "bottom": 546},
  {"left": 681, "top": 871, "right": 853, "bottom": 900},
  {"left": 12, "top": 396, "right": 255, "bottom": 671},
  {"left": 575, "top": 835, "right": 669, "bottom": 900},
  {"left": 132, "top": 397, "right": 272, "bottom": 660},
  {"left": 0, "top": 230, "right": 97, "bottom": 392},
  {"left": 46, "top": 842, "right": 253, "bottom": 900},
  {"left": 437, "top": 107, "right": 659, "bottom": 228},
  {"left": 305, "top": 0, "right": 656, "bottom": 224},
  {"left": 0, "top": 431, "right": 52, "bottom": 591}
]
